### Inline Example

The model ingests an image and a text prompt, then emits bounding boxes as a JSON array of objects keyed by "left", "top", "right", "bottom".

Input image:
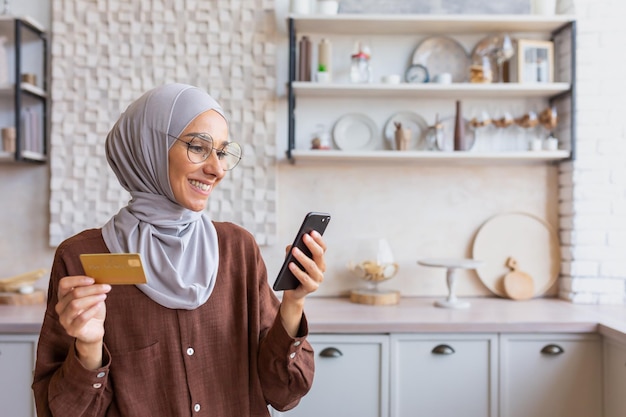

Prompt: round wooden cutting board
[{"left": 472, "top": 212, "right": 560, "bottom": 298}]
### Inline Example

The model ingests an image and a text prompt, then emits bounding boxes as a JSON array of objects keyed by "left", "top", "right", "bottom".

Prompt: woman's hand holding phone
[{"left": 273, "top": 212, "right": 330, "bottom": 292}]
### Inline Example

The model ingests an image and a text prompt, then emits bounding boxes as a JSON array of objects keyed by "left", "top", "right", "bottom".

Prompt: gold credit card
[{"left": 79, "top": 253, "right": 147, "bottom": 285}]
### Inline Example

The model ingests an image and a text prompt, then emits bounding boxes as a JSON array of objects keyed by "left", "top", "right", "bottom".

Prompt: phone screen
[{"left": 272, "top": 212, "right": 331, "bottom": 291}]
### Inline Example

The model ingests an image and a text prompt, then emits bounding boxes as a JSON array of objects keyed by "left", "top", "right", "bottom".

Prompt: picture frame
[{"left": 516, "top": 39, "right": 554, "bottom": 83}]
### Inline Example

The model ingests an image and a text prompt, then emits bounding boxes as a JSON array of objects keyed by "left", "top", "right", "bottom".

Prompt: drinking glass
[{"left": 493, "top": 34, "right": 514, "bottom": 83}]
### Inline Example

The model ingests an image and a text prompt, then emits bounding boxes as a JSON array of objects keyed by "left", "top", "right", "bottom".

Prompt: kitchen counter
[
  {"left": 302, "top": 297, "right": 626, "bottom": 342},
  {"left": 2, "top": 297, "right": 626, "bottom": 343}
]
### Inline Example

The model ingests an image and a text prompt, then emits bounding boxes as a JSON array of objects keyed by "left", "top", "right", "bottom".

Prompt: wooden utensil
[
  {"left": 0, "top": 290, "right": 46, "bottom": 305},
  {"left": 503, "top": 257, "right": 534, "bottom": 300},
  {"left": 0, "top": 268, "right": 46, "bottom": 292}
]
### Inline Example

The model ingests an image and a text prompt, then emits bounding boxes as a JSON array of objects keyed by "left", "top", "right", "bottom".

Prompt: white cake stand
[{"left": 418, "top": 258, "right": 483, "bottom": 309}]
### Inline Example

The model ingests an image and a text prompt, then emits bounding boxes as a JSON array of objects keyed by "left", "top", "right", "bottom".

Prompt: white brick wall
[{"left": 559, "top": 0, "right": 626, "bottom": 304}]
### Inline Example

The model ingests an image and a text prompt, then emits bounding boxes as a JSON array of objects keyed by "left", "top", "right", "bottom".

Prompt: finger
[
  {"left": 301, "top": 233, "right": 326, "bottom": 273},
  {"left": 291, "top": 246, "right": 324, "bottom": 284},
  {"left": 57, "top": 293, "right": 107, "bottom": 332},
  {"left": 56, "top": 283, "right": 111, "bottom": 318},
  {"left": 288, "top": 260, "right": 321, "bottom": 292},
  {"left": 61, "top": 299, "right": 106, "bottom": 339},
  {"left": 308, "top": 230, "right": 327, "bottom": 253},
  {"left": 58, "top": 275, "right": 95, "bottom": 299}
]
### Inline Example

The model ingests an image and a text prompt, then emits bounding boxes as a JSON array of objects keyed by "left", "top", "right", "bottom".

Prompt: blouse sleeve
[
  {"left": 32, "top": 243, "right": 114, "bottom": 417},
  {"left": 256, "top": 255, "right": 315, "bottom": 411}
]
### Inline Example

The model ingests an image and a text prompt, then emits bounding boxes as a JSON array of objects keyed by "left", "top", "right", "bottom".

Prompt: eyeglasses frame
[{"left": 168, "top": 133, "right": 242, "bottom": 171}]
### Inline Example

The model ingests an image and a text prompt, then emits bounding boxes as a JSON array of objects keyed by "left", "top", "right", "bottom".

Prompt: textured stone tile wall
[{"left": 48, "top": 0, "right": 277, "bottom": 246}]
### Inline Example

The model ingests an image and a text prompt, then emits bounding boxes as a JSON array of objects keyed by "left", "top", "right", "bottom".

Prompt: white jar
[
  {"left": 531, "top": 0, "right": 557, "bottom": 15},
  {"left": 544, "top": 135, "right": 559, "bottom": 150},
  {"left": 317, "top": 0, "right": 339, "bottom": 15},
  {"left": 291, "top": 0, "right": 311, "bottom": 14}
]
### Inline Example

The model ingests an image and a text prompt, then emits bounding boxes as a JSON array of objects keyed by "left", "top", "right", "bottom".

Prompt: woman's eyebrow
[
  {"left": 186, "top": 132, "right": 231, "bottom": 147},
  {"left": 185, "top": 132, "right": 212, "bottom": 141}
]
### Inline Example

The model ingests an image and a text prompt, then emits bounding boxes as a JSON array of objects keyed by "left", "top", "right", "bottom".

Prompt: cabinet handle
[
  {"left": 431, "top": 344, "right": 455, "bottom": 355},
  {"left": 319, "top": 347, "right": 343, "bottom": 358},
  {"left": 540, "top": 344, "right": 564, "bottom": 355}
]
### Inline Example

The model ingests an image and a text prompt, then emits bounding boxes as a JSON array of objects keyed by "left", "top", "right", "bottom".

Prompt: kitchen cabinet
[
  {"left": 499, "top": 333, "right": 603, "bottom": 417},
  {"left": 274, "top": 334, "right": 389, "bottom": 417},
  {"left": 276, "top": 332, "right": 602, "bottom": 417},
  {"left": 390, "top": 333, "right": 498, "bottom": 417},
  {"left": 0, "top": 16, "right": 48, "bottom": 163},
  {"left": 604, "top": 337, "right": 626, "bottom": 417},
  {"left": 0, "top": 334, "right": 38, "bottom": 417},
  {"left": 285, "top": 14, "right": 576, "bottom": 164}
]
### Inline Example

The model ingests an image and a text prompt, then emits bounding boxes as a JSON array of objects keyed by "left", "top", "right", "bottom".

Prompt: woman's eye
[
  {"left": 215, "top": 149, "right": 227, "bottom": 159},
  {"left": 189, "top": 144, "right": 207, "bottom": 154}
]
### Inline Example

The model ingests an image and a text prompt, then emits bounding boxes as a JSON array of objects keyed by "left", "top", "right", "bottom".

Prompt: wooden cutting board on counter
[
  {"left": 502, "top": 257, "right": 535, "bottom": 300},
  {"left": 0, "top": 290, "right": 46, "bottom": 305},
  {"left": 0, "top": 268, "right": 47, "bottom": 304}
]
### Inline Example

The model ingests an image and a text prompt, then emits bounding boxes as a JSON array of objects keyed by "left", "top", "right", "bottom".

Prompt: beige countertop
[{"left": 2, "top": 297, "right": 625, "bottom": 343}]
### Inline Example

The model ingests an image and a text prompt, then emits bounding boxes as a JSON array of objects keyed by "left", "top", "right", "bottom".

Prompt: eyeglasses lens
[{"left": 186, "top": 137, "right": 242, "bottom": 170}]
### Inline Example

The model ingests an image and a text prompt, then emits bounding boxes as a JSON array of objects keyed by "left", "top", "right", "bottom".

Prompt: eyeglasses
[{"left": 169, "top": 133, "right": 242, "bottom": 171}]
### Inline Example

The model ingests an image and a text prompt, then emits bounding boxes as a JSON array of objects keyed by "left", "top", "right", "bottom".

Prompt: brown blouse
[{"left": 32, "top": 223, "right": 314, "bottom": 416}]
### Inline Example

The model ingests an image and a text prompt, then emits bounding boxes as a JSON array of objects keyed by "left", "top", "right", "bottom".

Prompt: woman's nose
[{"left": 202, "top": 150, "right": 225, "bottom": 174}]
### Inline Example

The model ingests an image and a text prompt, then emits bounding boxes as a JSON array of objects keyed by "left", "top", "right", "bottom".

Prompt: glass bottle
[
  {"left": 350, "top": 42, "right": 372, "bottom": 83},
  {"left": 425, "top": 113, "right": 443, "bottom": 151}
]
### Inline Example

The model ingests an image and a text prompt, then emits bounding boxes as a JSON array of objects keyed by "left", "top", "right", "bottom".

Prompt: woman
[{"left": 32, "top": 83, "right": 326, "bottom": 416}]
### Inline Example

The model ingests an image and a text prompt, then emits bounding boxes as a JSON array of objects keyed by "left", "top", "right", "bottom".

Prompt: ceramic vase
[{"left": 531, "top": 0, "right": 557, "bottom": 15}]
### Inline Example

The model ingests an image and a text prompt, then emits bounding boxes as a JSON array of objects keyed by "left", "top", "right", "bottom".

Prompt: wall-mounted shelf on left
[{"left": 0, "top": 16, "right": 49, "bottom": 164}]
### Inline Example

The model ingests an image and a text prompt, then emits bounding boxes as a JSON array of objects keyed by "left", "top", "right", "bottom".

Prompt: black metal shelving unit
[{"left": 0, "top": 16, "right": 48, "bottom": 163}]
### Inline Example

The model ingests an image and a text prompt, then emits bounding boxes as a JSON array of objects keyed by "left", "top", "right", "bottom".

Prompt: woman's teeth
[{"left": 189, "top": 180, "right": 210, "bottom": 191}]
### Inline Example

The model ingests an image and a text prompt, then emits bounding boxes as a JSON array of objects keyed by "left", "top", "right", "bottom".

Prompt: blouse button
[
  {"left": 187, "top": 347, "right": 195, "bottom": 356},
  {"left": 93, "top": 383, "right": 102, "bottom": 389},
  {"left": 96, "top": 372, "right": 106, "bottom": 378},
  {"left": 289, "top": 352, "right": 296, "bottom": 359},
  {"left": 194, "top": 403, "right": 201, "bottom": 412},
  {"left": 293, "top": 341, "right": 301, "bottom": 347}
]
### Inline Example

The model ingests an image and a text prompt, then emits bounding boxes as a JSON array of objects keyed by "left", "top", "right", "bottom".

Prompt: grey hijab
[{"left": 102, "top": 83, "right": 223, "bottom": 310}]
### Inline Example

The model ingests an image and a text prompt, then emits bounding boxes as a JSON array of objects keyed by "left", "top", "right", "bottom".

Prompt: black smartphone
[{"left": 273, "top": 212, "right": 331, "bottom": 291}]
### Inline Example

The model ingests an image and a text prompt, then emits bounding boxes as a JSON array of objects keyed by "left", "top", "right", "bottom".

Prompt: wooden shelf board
[
  {"left": 19, "top": 150, "right": 46, "bottom": 162},
  {"left": 292, "top": 82, "right": 571, "bottom": 99},
  {"left": 0, "top": 83, "right": 47, "bottom": 98},
  {"left": 289, "top": 149, "right": 571, "bottom": 164},
  {"left": 0, "top": 151, "right": 14, "bottom": 161},
  {"left": 291, "top": 14, "right": 575, "bottom": 35},
  {"left": 20, "top": 82, "right": 47, "bottom": 98}
]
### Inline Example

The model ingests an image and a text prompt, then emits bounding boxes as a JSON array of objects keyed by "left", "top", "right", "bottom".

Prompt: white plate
[
  {"left": 435, "top": 116, "right": 475, "bottom": 151},
  {"left": 383, "top": 111, "right": 429, "bottom": 150},
  {"left": 472, "top": 212, "right": 561, "bottom": 298},
  {"left": 332, "top": 113, "right": 379, "bottom": 151},
  {"left": 412, "top": 36, "right": 470, "bottom": 83}
]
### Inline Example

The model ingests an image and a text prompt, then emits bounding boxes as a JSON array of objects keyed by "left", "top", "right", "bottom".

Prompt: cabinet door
[
  {"left": 604, "top": 338, "right": 626, "bottom": 417},
  {"left": 390, "top": 333, "right": 498, "bottom": 417},
  {"left": 276, "top": 334, "right": 389, "bottom": 417},
  {"left": 500, "top": 333, "right": 602, "bottom": 417},
  {"left": 0, "top": 334, "right": 38, "bottom": 417}
]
